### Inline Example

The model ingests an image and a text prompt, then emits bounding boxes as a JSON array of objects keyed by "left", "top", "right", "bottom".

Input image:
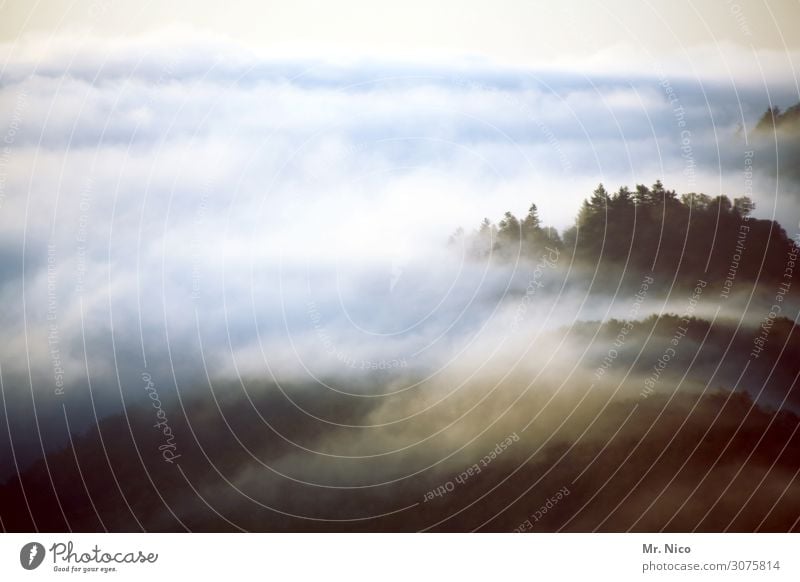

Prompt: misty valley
[{"left": 1, "top": 175, "right": 798, "bottom": 532}]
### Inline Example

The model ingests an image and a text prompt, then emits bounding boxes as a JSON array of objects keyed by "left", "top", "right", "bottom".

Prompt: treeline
[
  {"left": 452, "top": 180, "right": 797, "bottom": 289},
  {"left": 756, "top": 102, "right": 800, "bottom": 132}
]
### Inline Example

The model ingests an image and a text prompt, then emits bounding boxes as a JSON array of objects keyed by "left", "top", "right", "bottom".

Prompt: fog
[{"left": 1, "top": 33, "right": 799, "bottom": 531}]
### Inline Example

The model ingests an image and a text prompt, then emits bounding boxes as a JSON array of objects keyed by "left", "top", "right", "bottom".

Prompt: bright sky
[{"left": 1, "top": 0, "right": 798, "bottom": 66}]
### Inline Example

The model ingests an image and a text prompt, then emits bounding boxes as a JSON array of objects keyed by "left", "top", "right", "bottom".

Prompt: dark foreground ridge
[{"left": 1, "top": 314, "right": 798, "bottom": 532}]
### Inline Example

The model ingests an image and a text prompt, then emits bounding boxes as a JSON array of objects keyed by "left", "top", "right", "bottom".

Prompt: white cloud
[{"left": 0, "top": 32, "right": 797, "bottom": 410}]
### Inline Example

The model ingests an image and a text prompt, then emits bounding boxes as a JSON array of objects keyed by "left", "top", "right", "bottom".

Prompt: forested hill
[
  {"left": 453, "top": 181, "right": 798, "bottom": 292},
  {"left": 756, "top": 102, "right": 800, "bottom": 132}
]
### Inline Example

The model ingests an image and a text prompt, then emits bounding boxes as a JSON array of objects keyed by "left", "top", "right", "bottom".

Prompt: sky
[{"left": 2, "top": 0, "right": 799, "bottom": 61}]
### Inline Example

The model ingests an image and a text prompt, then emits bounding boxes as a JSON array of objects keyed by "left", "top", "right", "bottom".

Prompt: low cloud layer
[{"left": 1, "top": 34, "right": 799, "bottom": 532}]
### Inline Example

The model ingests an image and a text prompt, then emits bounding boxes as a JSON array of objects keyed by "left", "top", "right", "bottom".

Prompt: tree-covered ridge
[
  {"left": 454, "top": 180, "right": 796, "bottom": 289},
  {"left": 450, "top": 201, "right": 562, "bottom": 260},
  {"left": 756, "top": 101, "right": 800, "bottom": 132}
]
